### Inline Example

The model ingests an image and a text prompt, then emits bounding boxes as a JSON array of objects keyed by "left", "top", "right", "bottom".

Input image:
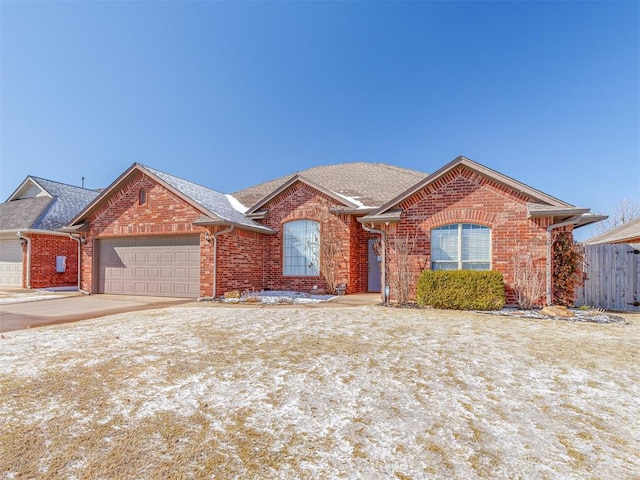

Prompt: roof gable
[
  {"left": 246, "top": 175, "right": 360, "bottom": 214},
  {"left": 368, "top": 156, "right": 574, "bottom": 216},
  {"left": 70, "top": 164, "right": 271, "bottom": 233},
  {"left": 1, "top": 176, "right": 99, "bottom": 231}
]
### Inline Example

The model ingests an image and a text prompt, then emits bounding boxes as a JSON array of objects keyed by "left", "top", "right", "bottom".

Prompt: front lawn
[{"left": 1, "top": 306, "right": 638, "bottom": 479}]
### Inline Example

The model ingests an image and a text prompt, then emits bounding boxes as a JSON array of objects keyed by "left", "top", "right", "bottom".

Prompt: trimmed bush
[{"left": 416, "top": 270, "right": 505, "bottom": 310}]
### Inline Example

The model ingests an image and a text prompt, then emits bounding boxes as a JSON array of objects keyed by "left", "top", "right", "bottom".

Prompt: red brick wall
[
  {"left": 28, "top": 234, "right": 79, "bottom": 288},
  {"left": 79, "top": 172, "right": 264, "bottom": 297},
  {"left": 214, "top": 228, "right": 264, "bottom": 295},
  {"left": 259, "top": 182, "right": 368, "bottom": 293},
  {"left": 383, "top": 165, "right": 558, "bottom": 305}
]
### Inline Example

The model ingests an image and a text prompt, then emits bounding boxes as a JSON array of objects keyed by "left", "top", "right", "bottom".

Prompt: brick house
[
  {"left": 68, "top": 157, "right": 603, "bottom": 304},
  {"left": 0, "top": 177, "right": 99, "bottom": 288}
]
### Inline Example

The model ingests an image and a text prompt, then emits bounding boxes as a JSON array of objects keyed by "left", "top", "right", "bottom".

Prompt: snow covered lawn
[
  {"left": 1, "top": 306, "right": 638, "bottom": 479},
  {"left": 0, "top": 288, "right": 76, "bottom": 305}
]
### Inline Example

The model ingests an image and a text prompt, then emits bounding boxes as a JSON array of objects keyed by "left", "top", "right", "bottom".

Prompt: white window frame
[
  {"left": 283, "top": 220, "right": 320, "bottom": 276},
  {"left": 431, "top": 223, "right": 491, "bottom": 271}
]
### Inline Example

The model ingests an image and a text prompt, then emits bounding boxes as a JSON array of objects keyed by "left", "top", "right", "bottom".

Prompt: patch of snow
[
  {"left": 223, "top": 290, "right": 337, "bottom": 304},
  {"left": 38, "top": 286, "right": 79, "bottom": 292},
  {"left": 483, "top": 308, "right": 628, "bottom": 324},
  {"left": 225, "top": 194, "right": 248, "bottom": 213},
  {"left": 0, "top": 290, "right": 71, "bottom": 305},
  {"left": 0, "top": 306, "right": 637, "bottom": 478},
  {"left": 332, "top": 191, "right": 372, "bottom": 209}
]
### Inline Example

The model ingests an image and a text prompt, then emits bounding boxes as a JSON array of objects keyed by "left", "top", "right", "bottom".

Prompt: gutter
[
  {"left": 16, "top": 232, "right": 31, "bottom": 289},
  {"left": 360, "top": 223, "right": 387, "bottom": 304},
  {"left": 68, "top": 234, "right": 90, "bottom": 294},
  {"left": 546, "top": 215, "right": 582, "bottom": 306},
  {"left": 2, "top": 228, "right": 73, "bottom": 237},
  {"left": 212, "top": 226, "right": 234, "bottom": 299}
]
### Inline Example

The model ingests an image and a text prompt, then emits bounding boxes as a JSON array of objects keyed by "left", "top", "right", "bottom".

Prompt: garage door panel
[
  {"left": 98, "top": 235, "right": 200, "bottom": 298},
  {"left": 0, "top": 239, "right": 23, "bottom": 287}
]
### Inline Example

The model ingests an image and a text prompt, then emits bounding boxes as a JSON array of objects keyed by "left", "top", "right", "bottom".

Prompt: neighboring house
[
  {"left": 67, "top": 157, "right": 604, "bottom": 304},
  {"left": 583, "top": 217, "right": 640, "bottom": 245},
  {"left": 0, "top": 177, "right": 99, "bottom": 288}
]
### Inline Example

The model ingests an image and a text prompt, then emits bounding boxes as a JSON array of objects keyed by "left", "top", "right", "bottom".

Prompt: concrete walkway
[
  {"left": 0, "top": 294, "right": 191, "bottom": 333},
  {"left": 0, "top": 292, "right": 382, "bottom": 333}
]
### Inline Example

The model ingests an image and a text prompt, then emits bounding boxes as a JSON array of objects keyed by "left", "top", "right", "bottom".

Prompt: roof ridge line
[{"left": 30, "top": 176, "right": 99, "bottom": 193}]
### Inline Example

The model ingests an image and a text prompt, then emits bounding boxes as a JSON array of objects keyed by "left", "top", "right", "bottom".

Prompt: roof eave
[
  {"left": 573, "top": 214, "right": 609, "bottom": 229},
  {"left": 357, "top": 210, "right": 402, "bottom": 224},
  {"left": 329, "top": 207, "right": 377, "bottom": 215},
  {"left": 191, "top": 218, "right": 274, "bottom": 235},
  {"left": 527, "top": 206, "right": 591, "bottom": 218},
  {"left": 246, "top": 210, "right": 268, "bottom": 220},
  {"left": 0, "top": 228, "right": 75, "bottom": 237}
]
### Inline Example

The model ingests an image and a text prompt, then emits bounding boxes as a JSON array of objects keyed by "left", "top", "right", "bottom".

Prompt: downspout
[
  {"left": 17, "top": 232, "right": 31, "bottom": 289},
  {"left": 361, "top": 223, "right": 387, "bottom": 304},
  {"left": 546, "top": 215, "right": 582, "bottom": 306},
  {"left": 68, "top": 234, "right": 90, "bottom": 294},
  {"left": 212, "top": 225, "right": 234, "bottom": 299}
]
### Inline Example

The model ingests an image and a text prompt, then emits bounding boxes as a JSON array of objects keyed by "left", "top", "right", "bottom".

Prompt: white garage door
[
  {"left": 98, "top": 235, "right": 200, "bottom": 298},
  {"left": 0, "top": 239, "right": 23, "bottom": 287}
]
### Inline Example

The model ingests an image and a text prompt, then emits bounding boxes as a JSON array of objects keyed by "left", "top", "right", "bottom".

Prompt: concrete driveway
[{"left": 0, "top": 294, "right": 193, "bottom": 333}]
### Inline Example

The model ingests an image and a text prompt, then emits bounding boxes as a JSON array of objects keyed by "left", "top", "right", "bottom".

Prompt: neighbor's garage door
[
  {"left": 98, "top": 235, "right": 200, "bottom": 298},
  {"left": 0, "top": 239, "right": 23, "bottom": 287}
]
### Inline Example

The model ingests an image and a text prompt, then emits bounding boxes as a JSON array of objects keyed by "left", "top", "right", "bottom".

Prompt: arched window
[
  {"left": 431, "top": 224, "right": 491, "bottom": 270},
  {"left": 283, "top": 220, "right": 320, "bottom": 276},
  {"left": 139, "top": 188, "right": 147, "bottom": 205}
]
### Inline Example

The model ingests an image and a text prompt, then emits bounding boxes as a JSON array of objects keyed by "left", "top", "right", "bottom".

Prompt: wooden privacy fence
[{"left": 576, "top": 243, "right": 640, "bottom": 311}]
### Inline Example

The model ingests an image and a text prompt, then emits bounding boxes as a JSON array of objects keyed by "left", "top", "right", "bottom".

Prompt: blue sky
[{"left": 1, "top": 1, "right": 638, "bottom": 240}]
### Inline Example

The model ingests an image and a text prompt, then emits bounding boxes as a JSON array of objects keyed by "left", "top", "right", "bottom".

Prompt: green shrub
[{"left": 416, "top": 270, "right": 505, "bottom": 310}]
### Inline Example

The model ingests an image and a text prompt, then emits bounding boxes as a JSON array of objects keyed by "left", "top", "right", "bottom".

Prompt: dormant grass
[{"left": 1, "top": 306, "right": 638, "bottom": 479}]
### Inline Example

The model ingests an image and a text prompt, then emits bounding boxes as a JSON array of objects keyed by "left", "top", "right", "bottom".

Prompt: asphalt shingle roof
[
  {"left": 142, "top": 165, "right": 270, "bottom": 231},
  {"left": 0, "top": 177, "right": 99, "bottom": 231},
  {"left": 584, "top": 217, "right": 640, "bottom": 245},
  {"left": 0, "top": 197, "right": 52, "bottom": 231},
  {"left": 232, "top": 162, "right": 429, "bottom": 209},
  {"left": 29, "top": 177, "right": 100, "bottom": 230}
]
